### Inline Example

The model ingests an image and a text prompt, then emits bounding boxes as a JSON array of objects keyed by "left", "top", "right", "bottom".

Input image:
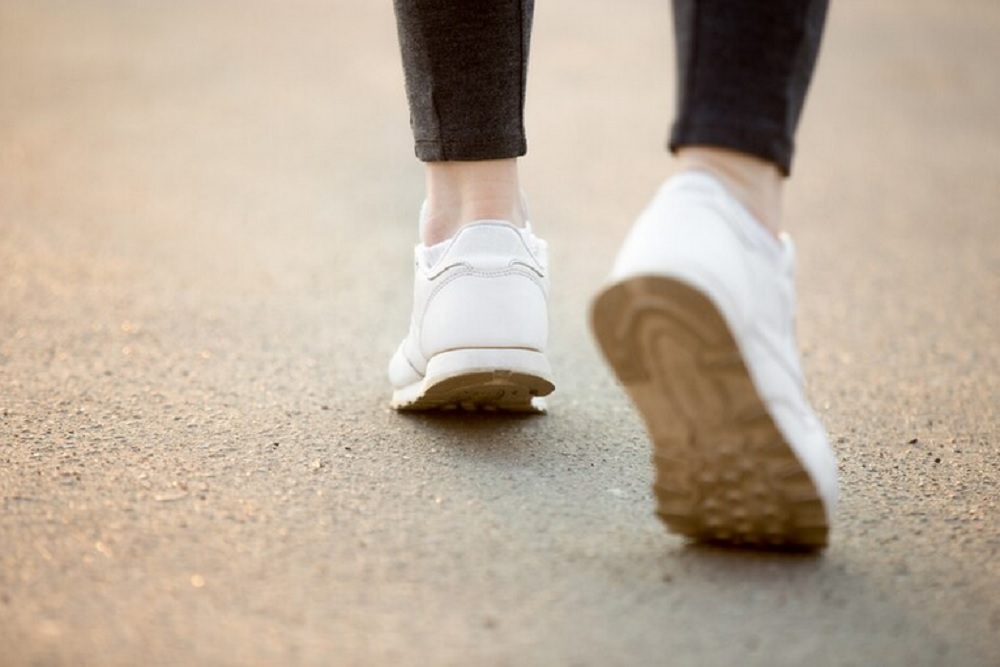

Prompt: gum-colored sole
[
  {"left": 591, "top": 276, "right": 828, "bottom": 549},
  {"left": 393, "top": 370, "right": 554, "bottom": 413}
]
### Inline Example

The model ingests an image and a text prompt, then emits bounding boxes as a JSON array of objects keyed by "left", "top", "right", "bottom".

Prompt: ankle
[
  {"left": 676, "top": 147, "right": 785, "bottom": 238},
  {"left": 422, "top": 159, "right": 525, "bottom": 245}
]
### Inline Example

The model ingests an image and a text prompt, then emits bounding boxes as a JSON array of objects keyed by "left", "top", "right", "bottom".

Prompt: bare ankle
[
  {"left": 676, "top": 147, "right": 785, "bottom": 238},
  {"left": 422, "top": 159, "right": 526, "bottom": 245}
]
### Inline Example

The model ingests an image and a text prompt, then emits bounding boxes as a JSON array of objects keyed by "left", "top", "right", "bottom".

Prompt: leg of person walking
[
  {"left": 670, "top": 0, "right": 829, "bottom": 234},
  {"left": 591, "top": 0, "right": 839, "bottom": 548},
  {"left": 392, "top": 0, "right": 534, "bottom": 243},
  {"left": 388, "top": 0, "right": 554, "bottom": 411},
  {"left": 388, "top": 0, "right": 839, "bottom": 548}
]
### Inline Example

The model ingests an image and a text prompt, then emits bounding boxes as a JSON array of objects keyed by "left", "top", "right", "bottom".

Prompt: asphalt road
[{"left": 1, "top": 1, "right": 998, "bottom": 665}]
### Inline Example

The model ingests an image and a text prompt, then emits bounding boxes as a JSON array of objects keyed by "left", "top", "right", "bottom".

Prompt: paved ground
[{"left": 1, "top": 1, "right": 998, "bottom": 665}]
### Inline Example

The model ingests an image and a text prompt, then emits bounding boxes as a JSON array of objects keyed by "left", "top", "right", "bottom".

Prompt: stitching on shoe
[{"left": 423, "top": 266, "right": 548, "bottom": 310}]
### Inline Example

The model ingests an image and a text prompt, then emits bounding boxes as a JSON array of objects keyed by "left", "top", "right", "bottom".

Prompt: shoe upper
[
  {"left": 609, "top": 172, "right": 839, "bottom": 514},
  {"left": 389, "top": 221, "right": 550, "bottom": 390}
]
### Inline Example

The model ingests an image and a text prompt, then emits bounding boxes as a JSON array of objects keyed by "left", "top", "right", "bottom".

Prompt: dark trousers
[{"left": 392, "top": 0, "right": 828, "bottom": 174}]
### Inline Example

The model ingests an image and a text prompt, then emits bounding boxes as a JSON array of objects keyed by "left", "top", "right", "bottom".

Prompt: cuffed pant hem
[{"left": 414, "top": 136, "right": 528, "bottom": 162}]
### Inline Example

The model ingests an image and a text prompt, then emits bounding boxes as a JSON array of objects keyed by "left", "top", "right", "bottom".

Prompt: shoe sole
[
  {"left": 591, "top": 276, "right": 828, "bottom": 549},
  {"left": 392, "top": 348, "right": 555, "bottom": 413}
]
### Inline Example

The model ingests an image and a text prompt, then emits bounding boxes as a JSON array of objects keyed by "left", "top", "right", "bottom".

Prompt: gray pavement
[{"left": 1, "top": 1, "right": 999, "bottom": 665}]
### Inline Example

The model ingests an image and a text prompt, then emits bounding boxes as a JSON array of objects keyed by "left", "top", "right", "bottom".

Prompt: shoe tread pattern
[
  {"left": 396, "top": 371, "right": 554, "bottom": 413},
  {"left": 592, "top": 276, "right": 828, "bottom": 549}
]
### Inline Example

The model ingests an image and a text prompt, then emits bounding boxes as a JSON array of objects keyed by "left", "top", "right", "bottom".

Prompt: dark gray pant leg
[
  {"left": 669, "top": 0, "right": 830, "bottom": 174},
  {"left": 392, "top": 0, "right": 533, "bottom": 161},
  {"left": 392, "top": 1, "right": 827, "bottom": 171}
]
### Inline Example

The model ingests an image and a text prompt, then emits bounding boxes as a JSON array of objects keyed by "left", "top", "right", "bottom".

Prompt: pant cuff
[
  {"left": 669, "top": 119, "right": 794, "bottom": 175},
  {"left": 415, "top": 135, "right": 528, "bottom": 162}
]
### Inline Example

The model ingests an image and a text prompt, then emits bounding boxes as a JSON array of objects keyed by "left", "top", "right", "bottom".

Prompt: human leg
[
  {"left": 591, "top": 0, "right": 837, "bottom": 548},
  {"left": 393, "top": 0, "right": 533, "bottom": 162},
  {"left": 393, "top": 0, "right": 533, "bottom": 244},
  {"left": 670, "top": 0, "right": 828, "bottom": 235},
  {"left": 389, "top": 0, "right": 553, "bottom": 411},
  {"left": 669, "top": 0, "right": 829, "bottom": 176},
  {"left": 421, "top": 159, "right": 524, "bottom": 245}
]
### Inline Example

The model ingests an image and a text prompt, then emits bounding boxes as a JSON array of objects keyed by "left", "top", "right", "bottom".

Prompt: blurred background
[{"left": 1, "top": 1, "right": 998, "bottom": 665}]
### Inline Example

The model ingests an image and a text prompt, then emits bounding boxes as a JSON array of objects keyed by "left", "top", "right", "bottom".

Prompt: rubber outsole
[
  {"left": 591, "top": 275, "right": 828, "bottom": 549},
  {"left": 392, "top": 370, "right": 554, "bottom": 413}
]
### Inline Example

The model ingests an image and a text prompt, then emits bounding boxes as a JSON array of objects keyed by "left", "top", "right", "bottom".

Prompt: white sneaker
[
  {"left": 590, "top": 172, "right": 838, "bottom": 548},
  {"left": 389, "top": 220, "right": 555, "bottom": 411}
]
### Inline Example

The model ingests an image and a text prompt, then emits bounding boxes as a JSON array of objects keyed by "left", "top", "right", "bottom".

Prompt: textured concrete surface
[{"left": 1, "top": 1, "right": 998, "bottom": 665}]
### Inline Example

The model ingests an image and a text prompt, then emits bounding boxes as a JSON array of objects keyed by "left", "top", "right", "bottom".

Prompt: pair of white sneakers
[{"left": 388, "top": 172, "right": 838, "bottom": 549}]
